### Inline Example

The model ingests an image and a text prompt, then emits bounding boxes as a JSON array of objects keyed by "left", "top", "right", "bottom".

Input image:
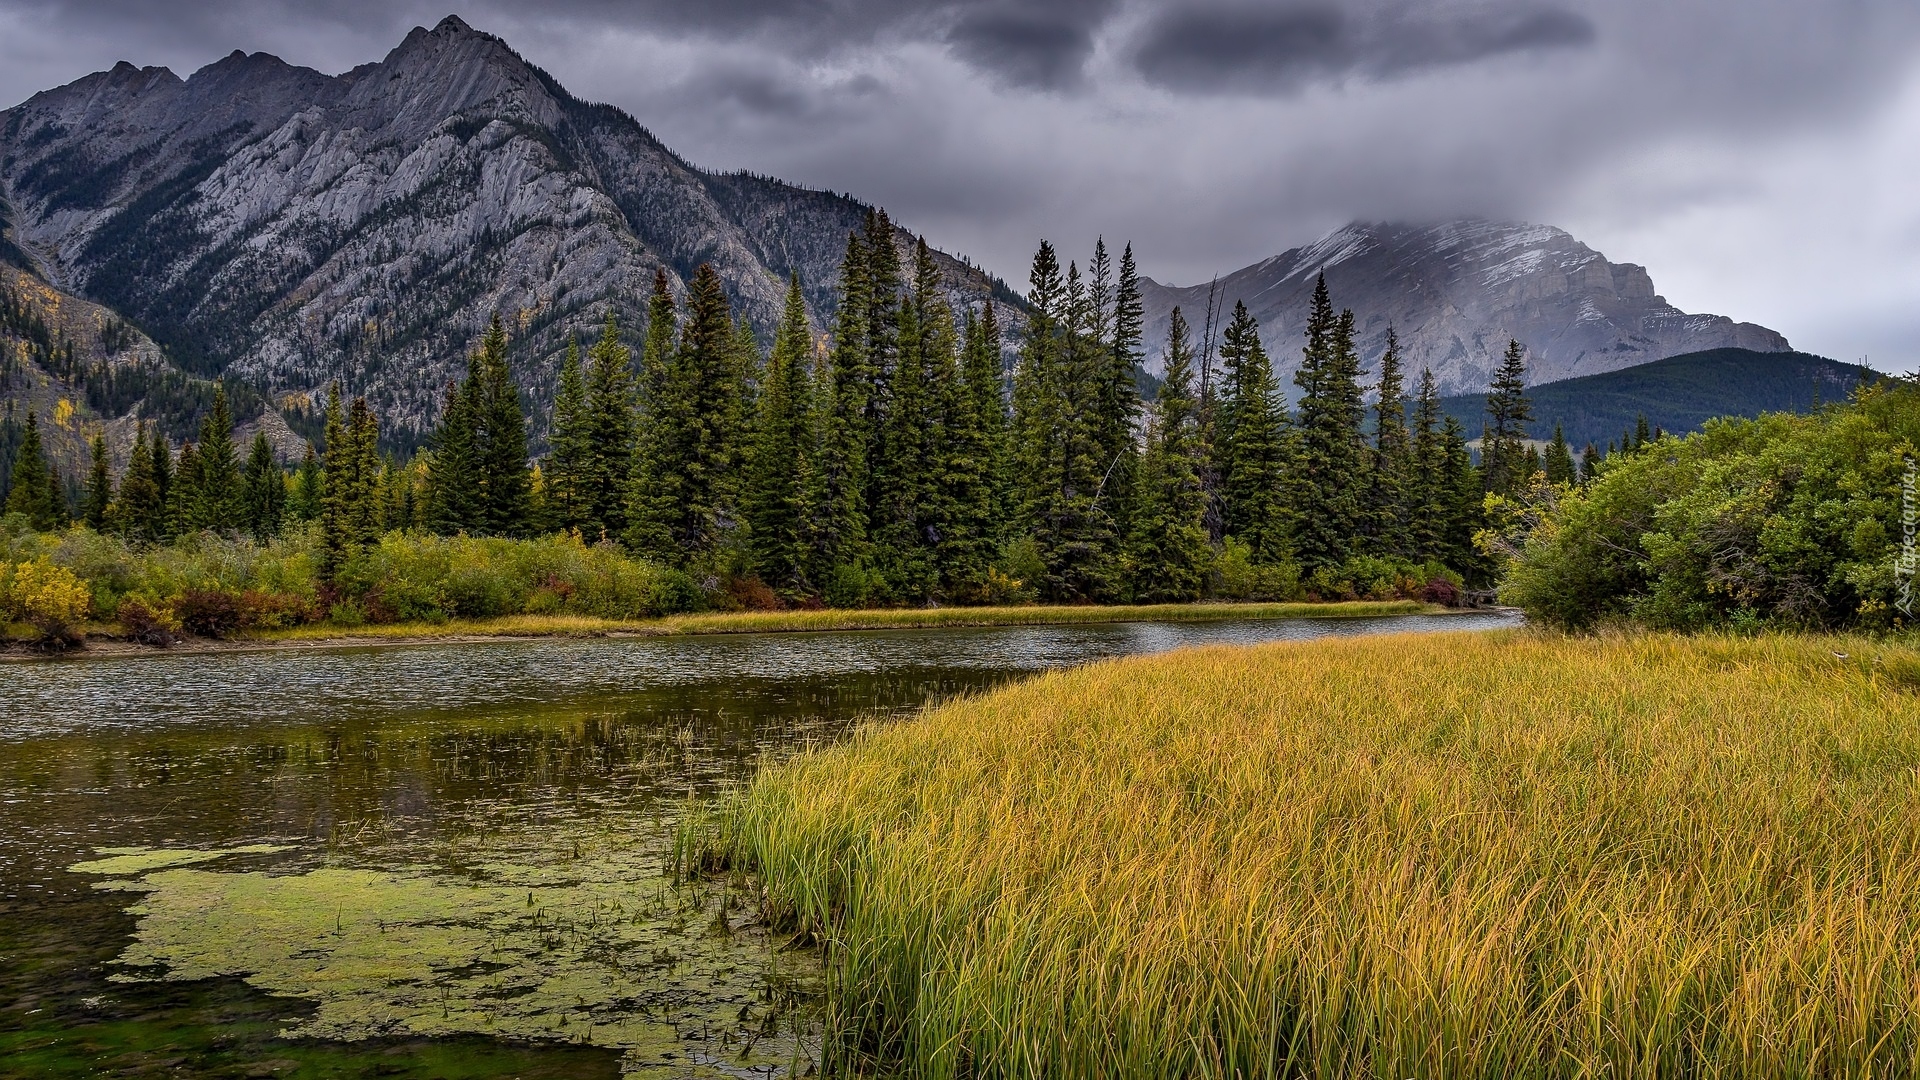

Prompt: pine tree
[
  {"left": 318, "top": 382, "right": 352, "bottom": 581},
  {"left": 941, "top": 304, "right": 1004, "bottom": 599},
  {"left": 345, "top": 396, "right": 383, "bottom": 545},
  {"left": 475, "top": 317, "right": 531, "bottom": 536},
  {"left": 289, "top": 446, "right": 322, "bottom": 524},
  {"left": 1127, "top": 308, "right": 1211, "bottom": 602},
  {"left": 583, "top": 314, "right": 636, "bottom": 540},
  {"left": 871, "top": 238, "right": 955, "bottom": 601},
  {"left": 1094, "top": 242, "right": 1144, "bottom": 542},
  {"left": 83, "top": 433, "right": 111, "bottom": 531},
  {"left": 241, "top": 430, "right": 285, "bottom": 540},
  {"left": 1441, "top": 415, "right": 1483, "bottom": 578},
  {"left": 4, "top": 410, "right": 58, "bottom": 531},
  {"left": 115, "top": 422, "right": 163, "bottom": 542},
  {"left": 1634, "top": 414, "right": 1651, "bottom": 451},
  {"left": 149, "top": 428, "right": 172, "bottom": 537},
  {"left": 1580, "top": 443, "right": 1601, "bottom": 483},
  {"left": 1289, "top": 275, "right": 1369, "bottom": 572},
  {"left": 626, "top": 270, "right": 685, "bottom": 560},
  {"left": 744, "top": 274, "right": 818, "bottom": 597},
  {"left": 809, "top": 237, "right": 874, "bottom": 597},
  {"left": 546, "top": 336, "right": 590, "bottom": 531},
  {"left": 1214, "top": 300, "right": 1287, "bottom": 562},
  {"left": 628, "top": 265, "right": 743, "bottom": 565},
  {"left": 168, "top": 441, "right": 202, "bottom": 536},
  {"left": 1544, "top": 423, "right": 1576, "bottom": 486},
  {"left": 1481, "top": 339, "right": 1533, "bottom": 498},
  {"left": 1408, "top": 368, "right": 1449, "bottom": 562},
  {"left": 426, "top": 369, "right": 483, "bottom": 534},
  {"left": 196, "top": 386, "right": 240, "bottom": 532},
  {"left": 1368, "top": 327, "right": 1411, "bottom": 555}
]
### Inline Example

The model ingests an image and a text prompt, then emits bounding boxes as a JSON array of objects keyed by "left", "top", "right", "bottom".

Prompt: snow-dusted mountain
[
  {"left": 0, "top": 16, "right": 1011, "bottom": 438},
  {"left": 1139, "top": 221, "right": 1790, "bottom": 395}
]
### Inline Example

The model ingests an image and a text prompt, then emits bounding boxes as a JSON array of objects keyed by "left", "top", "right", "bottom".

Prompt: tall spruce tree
[
  {"left": 168, "top": 441, "right": 202, "bottom": 537},
  {"left": 809, "top": 233, "right": 874, "bottom": 597},
  {"left": 475, "top": 317, "right": 532, "bottom": 536},
  {"left": 289, "top": 447, "right": 322, "bottom": 523},
  {"left": 870, "top": 240, "right": 943, "bottom": 599},
  {"left": 1094, "top": 242, "right": 1145, "bottom": 541},
  {"left": 546, "top": 337, "right": 590, "bottom": 531},
  {"left": 83, "top": 433, "right": 111, "bottom": 531},
  {"left": 241, "top": 430, "right": 285, "bottom": 540},
  {"left": 1441, "top": 415, "right": 1483, "bottom": 578},
  {"left": 195, "top": 386, "right": 240, "bottom": 532},
  {"left": 1126, "top": 308, "right": 1211, "bottom": 602},
  {"left": 583, "top": 314, "right": 636, "bottom": 540},
  {"left": 1214, "top": 300, "right": 1287, "bottom": 562},
  {"left": 4, "top": 410, "right": 58, "bottom": 530},
  {"left": 116, "top": 423, "right": 164, "bottom": 542},
  {"left": 318, "top": 382, "right": 352, "bottom": 580},
  {"left": 1408, "top": 368, "right": 1449, "bottom": 562},
  {"left": 1544, "top": 423, "right": 1576, "bottom": 486},
  {"left": 743, "top": 275, "right": 818, "bottom": 598},
  {"left": 1289, "top": 275, "right": 1369, "bottom": 572},
  {"left": 345, "top": 396, "right": 383, "bottom": 545},
  {"left": 626, "top": 270, "right": 682, "bottom": 557},
  {"left": 1368, "top": 327, "right": 1412, "bottom": 556},
  {"left": 940, "top": 304, "right": 1003, "bottom": 599},
  {"left": 149, "top": 428, "right": 172, "bottom": 536},
  {"left": 1481, "top": 338, "right": 1533, "bottom": 498}
]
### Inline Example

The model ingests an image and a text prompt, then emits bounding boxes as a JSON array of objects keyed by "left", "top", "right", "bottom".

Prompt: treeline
[{"left": 10, "top": 211, "right": 1600, "bottom": 610}]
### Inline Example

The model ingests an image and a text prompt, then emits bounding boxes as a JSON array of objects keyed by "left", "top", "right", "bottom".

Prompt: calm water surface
[{"left": 0, "top": 613, "right": 1516, "bottom": 1078}]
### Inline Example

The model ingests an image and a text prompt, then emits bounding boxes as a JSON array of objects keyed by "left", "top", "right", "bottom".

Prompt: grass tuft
[{"left": 691, "top": 630, "right": 1920, "bottom": 1078}]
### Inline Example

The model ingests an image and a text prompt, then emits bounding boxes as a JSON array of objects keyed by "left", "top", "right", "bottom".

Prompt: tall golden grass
[{"left": 691, "top": 631, "right": 1920, "bottom": 1078}]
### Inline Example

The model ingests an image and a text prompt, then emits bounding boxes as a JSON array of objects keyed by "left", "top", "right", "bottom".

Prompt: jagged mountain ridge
[
  {"left": 1138, "top": 221, "right": 1790, "bottom": 396},
  {"left": 0, "top": 16, "right": 1014, "bottom": 440}
]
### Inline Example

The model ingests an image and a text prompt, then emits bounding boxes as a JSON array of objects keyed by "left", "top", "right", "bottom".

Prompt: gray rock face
[
  {"left": 0, "top": 16, "right": 1010, "bottom": 438},
  {"left": 1138, "top": 220, "right": 1789, "bottom": 396}
]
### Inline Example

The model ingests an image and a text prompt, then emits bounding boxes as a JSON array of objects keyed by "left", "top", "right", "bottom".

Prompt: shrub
[
  {"left": 117, "top": 596, "right": 182, "bottom": 647},
  {"left": 1213, "top": 538, "right": 1302, "bottom": 602},
  {"left": 1500, "top": 381, "right": 1920, "bottom": 631},
  {"left": 172, "top": 588, "right": 247, "bottom": 638},
  {"left": 2, "top": 558, "right": 93, "bottom": 647}
]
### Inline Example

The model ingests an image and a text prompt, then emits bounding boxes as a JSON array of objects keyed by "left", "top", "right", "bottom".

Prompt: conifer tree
[
  {"left": 1214, "top": 300, "right": 1287, "bottom": 562},
  {"left": 583, "top": 314, "right": 636, "bottom": 540},
  {"left": 318, "top": 382, "right": 352, "bottom": 581},
  {"left": 940, "top": 304, "right": 1004, "bottom": 599},
  {"left": 475, "top": 317, "right": 532, "bottom": 536},
  {"left": 83, "top": 434, "right": 111, "bottom": 531},
  {"left": 288, "top": 446, "right": 322, "bottom": 523},
  {"left": 168, "top": 441, "right": 202, "bottom": 536},
  {"left": 1544, "top": 423, "right": 1576, "bottom": 486},
  {"left": 1481, "top": 338, "right": 1533, "bottom": 497},
  {"left": 196, "top": 386, "right": 240, "bottom": 532},
  {"left": 1634, "top": 414, "right": 1651, "bottom": 451},
  {"left": 628, "top": 265, "right": 741, "bottom": 564},
  {"left": 1368, "top": 328, "right": 1411, "bottom": 555},
  {"left": 149, "top": 427, "right": 172, "bottom": 534},
  {"left": 1408, "top": 368, "right": 1449, "bottom": 562},
  {"left": 743, "top": 274, "right": 818, "bottom": 597},
  {"left": 1126, "top": 308, "right": 1211, "bottom": 602},
  {"left": 546, "top": 337, "right": 590, "bottom": 531},
  {"left": 116, "top": 422, "right": 163, "bottom": 542},
  {"left": 1580, "top": 443, "right": 1601, "bottom": 483},
  {"left": 626, "top": 270, "right": 685, "bottom": 560},
  {"left": 1289, "top": 275, "right": 1369, "bottom": 572},
  {"left": 1441, "top": 415, "right": 1483, "bottom": 578},
  {"left": 4, "top": 410, "right": 58, "bottom": 531},
  {"left": 1095, "top": 242, "right": 1145, "bottom": 540},
  {"left": 809, "top": 235, "right": 874, "bottom": 596},
  {"left": 241, "top": 430, "right": 285, "bottom": 540},
  {"left": 871, "top": 239, "right": 956, "bottom": 600},
  {"left": 345, "top": 396, "right": 383, "bottom": 545}
]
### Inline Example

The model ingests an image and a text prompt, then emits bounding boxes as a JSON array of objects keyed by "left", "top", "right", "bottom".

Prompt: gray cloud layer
[{"left": 2, "top": 0, "right": 1918, "bottom": 369}]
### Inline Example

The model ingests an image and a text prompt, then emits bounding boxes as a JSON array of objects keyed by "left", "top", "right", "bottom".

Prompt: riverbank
[
  {"left": 4, "top": 599, "right": 1451, "bottom": 659},
  {"left": 689, "top": 630, "right": 1920, "bottom": 1077}
]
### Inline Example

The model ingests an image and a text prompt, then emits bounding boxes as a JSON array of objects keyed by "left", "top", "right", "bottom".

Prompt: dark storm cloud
[
  {"left": 943, "top": 1, "right": 1117, "bottom": 90},
  {"left": 1131, "top": 2, "right": 1596, "bottom": 94}
]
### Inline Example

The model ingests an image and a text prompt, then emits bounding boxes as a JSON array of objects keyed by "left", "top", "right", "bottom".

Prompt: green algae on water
[
  {"left": 69, "top": 819, "right": 820, "bottom": 1078},
  {"left": 69, "top": 844, "right": 294, "bottom": 878}
]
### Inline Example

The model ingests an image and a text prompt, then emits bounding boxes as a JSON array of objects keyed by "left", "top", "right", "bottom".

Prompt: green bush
[
  {"left": 1500, "top": 381, "right": 1920, "bottom": 631},
  {"left": 1213, "top": 538, "right": 1302, "bottom": 601}
]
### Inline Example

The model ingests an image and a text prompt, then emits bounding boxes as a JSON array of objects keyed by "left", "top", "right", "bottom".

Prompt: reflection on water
[{"left": 0, "top": 613, "right": 1518, "bottom": 1077}]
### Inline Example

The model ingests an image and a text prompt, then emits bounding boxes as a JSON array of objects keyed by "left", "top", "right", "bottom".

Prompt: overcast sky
[{"left": 2, "top": 0, "right": 1916, "bottom": 372}]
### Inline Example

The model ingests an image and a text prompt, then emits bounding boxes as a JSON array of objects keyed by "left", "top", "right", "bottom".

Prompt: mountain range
[
  {"left": 0, "top": 15, "right": 1011, "bottom": 445},
  {"left": 2, "top": 15, "right": 1798, "bottom": 473},
  {"left": 1139, "top": 220, "right": 1790, "bottom": 394}
]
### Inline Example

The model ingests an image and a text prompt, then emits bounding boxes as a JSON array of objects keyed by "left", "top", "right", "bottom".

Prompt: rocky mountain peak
[{"left": 1140, "top": 219, "right": 1789, "bottom": 395}]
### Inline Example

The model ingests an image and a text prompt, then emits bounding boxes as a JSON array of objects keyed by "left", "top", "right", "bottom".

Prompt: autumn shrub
[
  {"left": 1, "top": 557, "right": 93, "bottom": 646},
  {"left": 116, "top": 595, "right": 182, "bottom": 647}
]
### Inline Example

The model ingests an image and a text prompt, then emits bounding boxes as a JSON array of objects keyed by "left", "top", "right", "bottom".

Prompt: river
[{"left": 0, "top": 612, "right": 1518, "bottom": 1078}]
